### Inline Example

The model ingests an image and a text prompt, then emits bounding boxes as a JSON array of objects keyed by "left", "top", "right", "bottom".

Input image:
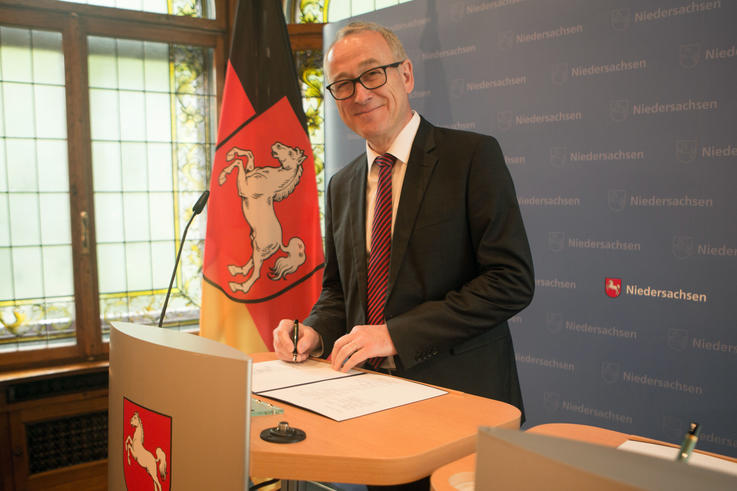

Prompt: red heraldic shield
[
  {"left": 123, "top": 398, "right": 172, "bottom": 491},
  {"left": 605, "top": 277, "right": 622, "bottom": 298}
]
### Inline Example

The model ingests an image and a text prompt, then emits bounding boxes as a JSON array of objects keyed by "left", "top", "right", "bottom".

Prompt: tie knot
[{"left": 374, "top": 153, "right": 396, "bottom": 169}]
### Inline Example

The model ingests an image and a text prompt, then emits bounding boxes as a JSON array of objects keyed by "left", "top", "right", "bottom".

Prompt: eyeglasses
[{"left": 326, "top": 60, "right": 405, "bottom": 100}]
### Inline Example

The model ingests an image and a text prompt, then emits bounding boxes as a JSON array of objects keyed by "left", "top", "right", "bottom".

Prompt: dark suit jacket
[{"left": 305, "top": 118, "right": 534, "bottom": 414}]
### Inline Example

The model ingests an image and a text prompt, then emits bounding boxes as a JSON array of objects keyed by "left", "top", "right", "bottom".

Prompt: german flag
[{"left": 200, "top": 0, "right": 324, "bottom": 353}]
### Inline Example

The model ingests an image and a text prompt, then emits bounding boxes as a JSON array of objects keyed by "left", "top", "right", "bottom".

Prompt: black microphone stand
[{"left": 158, "top": 190, "right": 209, "bottom": 328}]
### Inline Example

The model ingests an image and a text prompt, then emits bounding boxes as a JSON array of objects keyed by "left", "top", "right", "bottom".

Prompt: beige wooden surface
[
  {"left": 429, "top": 453, "right": 476, "bottom": 491},
  {"left": 430, "top": 423, "right": 737, "bottom": 490},
  {"left": 249, "top": 352, "right": 521, "bottom": 485},
  {"left": 529, "top": 423, "right": 737, "bottom": 464}
]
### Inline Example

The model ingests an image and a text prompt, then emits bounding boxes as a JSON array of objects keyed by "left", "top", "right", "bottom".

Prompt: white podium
[{"left": 108, "top": 322, "right": 251, "bottom": 491}]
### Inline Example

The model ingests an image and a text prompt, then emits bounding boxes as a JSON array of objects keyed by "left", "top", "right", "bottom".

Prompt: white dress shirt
[{"left": 365, "top": 111, "right": 421, "bottom": 253}]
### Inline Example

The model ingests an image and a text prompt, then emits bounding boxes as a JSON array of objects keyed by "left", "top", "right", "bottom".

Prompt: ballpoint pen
[
  {"left": 292, "top": 319, "right": 299, "bottom": 362},
  {"left": 676, "top": 421, "right": 700, "bottom": 462}
]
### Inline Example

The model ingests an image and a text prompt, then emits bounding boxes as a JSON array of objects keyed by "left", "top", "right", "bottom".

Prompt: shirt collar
[{"left": 366, "top": 111, "right": 421, "bottom": 169}]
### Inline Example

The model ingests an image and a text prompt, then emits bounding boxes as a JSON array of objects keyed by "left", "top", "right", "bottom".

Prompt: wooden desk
[
  {"left": 249, "top": 353, "right": 521, "bottom": 485},
  {"left": 430, "top": 423, "right": 737, "bottom": 490}
]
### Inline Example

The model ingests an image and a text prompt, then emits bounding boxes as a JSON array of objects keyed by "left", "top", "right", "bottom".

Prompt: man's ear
[{"left": 401, "top": 59, "right": 415, "bottom": 94}]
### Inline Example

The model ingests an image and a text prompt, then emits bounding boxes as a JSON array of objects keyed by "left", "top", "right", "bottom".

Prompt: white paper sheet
[
  {"left": 618, "top": 439, "right": 737, "bottom": 477},
  {"left": 252, "top": 359, "right": 447, "bottom": 421},
  {"left": 251, "top": 359, "right": 361, "bottom": 393}
]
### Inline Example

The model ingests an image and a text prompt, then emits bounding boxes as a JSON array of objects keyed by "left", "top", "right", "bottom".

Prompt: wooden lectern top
[{"left": 249, "top": 352, "right": 521, "bottom": 485}]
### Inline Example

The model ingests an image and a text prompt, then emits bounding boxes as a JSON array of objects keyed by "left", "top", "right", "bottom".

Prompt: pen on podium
[
  {"left": 292, "top": 319, "right": 299, "bottom": 362},
  {"left": 676, "top": 421, "right": 700, "bottom": 462}
]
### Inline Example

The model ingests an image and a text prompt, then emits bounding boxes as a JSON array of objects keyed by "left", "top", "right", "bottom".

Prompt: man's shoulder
[
  {"left": 327, "top": 153, "right": 366, "bottom": 188},
  {"left": 333, "top": 153, "right": 366, "bottom": 178},
  {"left": 416, "top": 121, "right": 502, "bottom": 160},
  {"left": 428, "top": 121, "right": 499, "bottom": 147},
  {"left": 416, "top": 120, "right": 506, "bottom": 169}
]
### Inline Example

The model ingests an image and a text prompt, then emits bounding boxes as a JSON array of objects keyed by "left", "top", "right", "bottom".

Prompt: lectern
[{"left": 108, "top": 322, "right": 251, "bottom": 491}]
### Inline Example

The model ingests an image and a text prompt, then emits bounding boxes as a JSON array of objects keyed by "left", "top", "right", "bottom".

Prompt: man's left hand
[{"left": 330, "top": 324, "right": 398, "bottom": 372}]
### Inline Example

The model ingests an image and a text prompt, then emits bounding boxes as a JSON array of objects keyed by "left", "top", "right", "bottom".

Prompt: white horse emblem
[
  {"left": 125, "top": 412, "right": 167, "bottom": 491},
  {"left": 218, "top": 142, "right": 307, "bottom": 293},
  {"left": 606, "top": 279, "right": 621, "bottom": 297}
]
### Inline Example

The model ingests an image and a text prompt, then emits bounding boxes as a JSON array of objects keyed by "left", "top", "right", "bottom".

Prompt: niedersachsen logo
[
  {"left": 536, "top": 277, "right": 576, "bottom": 289},
  {"left": 516, "top": 353, "right": 575, "bottom": 372},
  {"left": 560, "top": 398, "right": 633, "bottom": 425},
  {"left": 390, "top": 17, "right": 430, "bottom": 32},
  {"left": 519, "top": 196, "right": 581, "bottom": 207},
  {"left": 673, "top": 236, "right": 737, "bottom": 259},
  {"left": 422, "top": 45, "right": 477, "bottom": 60},
  {"left": 543, "top": 392, "right": 634, "bottom": 425},
  {"left": 609, "top": 99, "right": 718, "bottom": 122},
  {"left": 550, "top": 147, "right": 645, "bottom": 167},
  {"left": 607, "top": 190, "right": 714, "bottom": 212},
  {"left": 676, "top": 138, "right": 737, "bottom": 161},
  {"left": 549, "top": 232, "right": 641, "bottom": 252},
  {"left": 553, "top": 59, "right": 647, "bottom": 85},
  {"left": 604, "top": 277, "right": 707, "bottom": 303},
  {"left": 499, "top": 110, "right": 582, "bottom": 129},
  {"left": 633, "top": 1, "right": 722, "bottom": 23},
  {"left": 667, "top": 328, "right": 737, "bottom": 355},
  {"left": 601, "top": 362, "right": 703, "bottom": 394},
  {"left": 571, "top": 59, "right": 647, "bottom": 78},
  {"left": 465, "top": 0, "right": 527, "bottom": 16},
  {"left": 515, "top": 24, "right": 583, "bottom": 44},
  {"left": 701, "top": 143, "right": 737, "bottom": 158},
  {"left": 705, "top": 44, "right": 737, "bottom": 60},
  {"left": 679, "top": 42, "right": 737, "bottom": 68},
  {"left": 680, "top": 44, "right": 701, "bottom": 68},
  {"left": 610, "top": 8, "right": 631, "bottom": 31}
]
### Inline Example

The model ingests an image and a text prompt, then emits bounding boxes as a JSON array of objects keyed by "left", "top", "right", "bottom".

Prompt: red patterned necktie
[{"left": 366, "top": 153, "right": 396, "bottom": 370}]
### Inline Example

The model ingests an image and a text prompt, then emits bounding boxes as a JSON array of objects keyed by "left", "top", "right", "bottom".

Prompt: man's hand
[
  {"left": 273, "top": 320, "right": 319, "bottom": 363},
  {"left": 330, "top": 324, "right": 398, "bottom": 372}
]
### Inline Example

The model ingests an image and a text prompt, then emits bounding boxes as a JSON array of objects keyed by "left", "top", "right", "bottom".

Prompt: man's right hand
[{"left": 273, "top": 320, "right": 320, "bottom": 363}]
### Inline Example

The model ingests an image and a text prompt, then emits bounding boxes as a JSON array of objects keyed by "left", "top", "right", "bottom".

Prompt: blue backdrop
[{"left": 324, "top": 0, "right": 737, "bottom": 457}]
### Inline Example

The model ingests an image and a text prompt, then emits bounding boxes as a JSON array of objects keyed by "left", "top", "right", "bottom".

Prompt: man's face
[{"left": 325, "top": 30, "right": 414, "bottom": 151}]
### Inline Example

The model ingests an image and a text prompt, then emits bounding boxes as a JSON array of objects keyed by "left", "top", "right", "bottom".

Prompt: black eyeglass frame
[{"left": 326, "top": 60, "right": 406, "bottom": 100}]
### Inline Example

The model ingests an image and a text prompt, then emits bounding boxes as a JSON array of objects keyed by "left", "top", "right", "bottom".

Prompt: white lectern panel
[{"left": 108, "top": 322, "right": 251, "bottom": 491}]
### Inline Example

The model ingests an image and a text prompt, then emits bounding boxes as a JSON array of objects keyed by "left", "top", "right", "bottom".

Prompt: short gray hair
[{"left": 324, "top": 21, "right": 408, "bottom": 79}]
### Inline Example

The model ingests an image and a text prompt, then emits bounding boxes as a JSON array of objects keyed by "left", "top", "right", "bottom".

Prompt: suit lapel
[
  {"left": 347, "top": 154, "right": 369, "bottom": 321},
  {"left": 387, "top": 119, "right": 439, "bottom": 297}
]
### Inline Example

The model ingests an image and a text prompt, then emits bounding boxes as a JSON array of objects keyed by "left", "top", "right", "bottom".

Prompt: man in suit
[{"left": 273, "top": 21, "right": 533, "bottom": 412}]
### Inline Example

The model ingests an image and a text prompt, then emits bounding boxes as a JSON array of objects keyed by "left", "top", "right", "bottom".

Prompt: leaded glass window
[
  {"left": 0, "top": 26, "right": 76, "bottom": 351},
  {"left": 0, "top": 0, "right": 218, "bottom": 359},
  {"left": 326, "top": 0, "right": 412, "bottom": 21},
  {"left": 88, "top": 37, "right": 214, "bottom": 335},
  {"left": 59, "top": 0, "right": 216, "bottom": 18}
]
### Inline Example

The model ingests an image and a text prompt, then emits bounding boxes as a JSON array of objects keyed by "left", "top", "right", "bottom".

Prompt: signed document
[{"left": 252, "top": 359, "right": 447, "bottom": 421}]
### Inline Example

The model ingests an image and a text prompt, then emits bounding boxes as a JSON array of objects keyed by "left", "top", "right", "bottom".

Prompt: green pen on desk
[
  {"left": 292, "top": 319, "right": 299, "bottom": 362},
  {"left": 676, "top": 421, "right": 700, "bottom": 462}
]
